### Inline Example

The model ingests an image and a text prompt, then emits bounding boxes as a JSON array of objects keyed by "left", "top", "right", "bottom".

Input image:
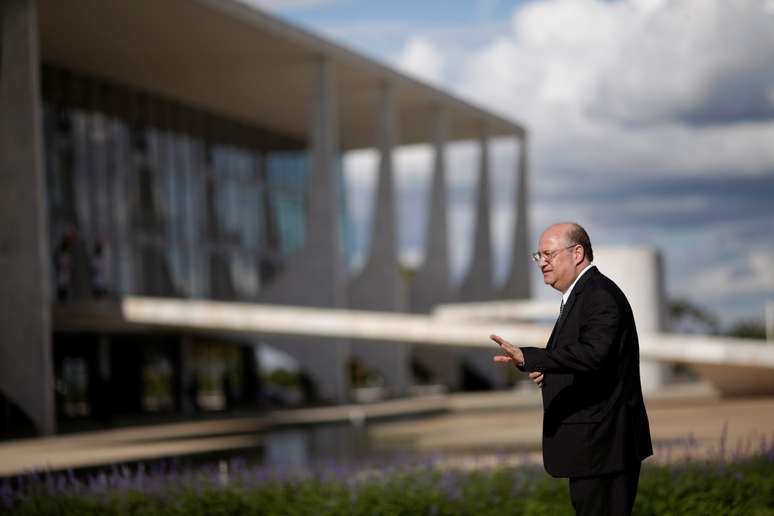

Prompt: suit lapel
[
  {"left": 545, "top": 318, "right": 561, "bottom": 351},
  {"left": 547, "top": 266, "right": 597, "bottom": 351}
]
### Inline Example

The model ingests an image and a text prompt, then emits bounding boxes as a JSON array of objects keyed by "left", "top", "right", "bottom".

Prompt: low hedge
[{"left": 3, "top": 454, "right": 774, "bottom": 515}]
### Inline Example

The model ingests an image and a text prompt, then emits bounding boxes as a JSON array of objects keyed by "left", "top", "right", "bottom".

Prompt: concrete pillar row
[
  {"left": 0, "top": 0, "right": 56, "bottom": 435},
  {"left": 259, "top": 58, "right": 350, "bottom": 403},
  {"left": 457, "top": 125, "right": 511, "bottom": 389},
  {"left": 458, "top": 124, "right": 494, "bottom": 302},
  {"left": 348, "top": 82, "right": 410, "bottom": 397},
  {"left": 500, "top": 133, "right": 531, "bottom": 300}
]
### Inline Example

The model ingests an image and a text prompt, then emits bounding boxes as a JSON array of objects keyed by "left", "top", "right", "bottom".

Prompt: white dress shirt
[{"left": 562, "top": 263, "right": 595, "bottom": 307}]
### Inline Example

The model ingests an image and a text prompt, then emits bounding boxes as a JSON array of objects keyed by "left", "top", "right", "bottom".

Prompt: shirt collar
[{"left": 562, "top": 263, "right": 594, "bottom": 305}]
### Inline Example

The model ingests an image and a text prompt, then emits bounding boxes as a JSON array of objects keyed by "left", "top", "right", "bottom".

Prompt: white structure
[
  {"left": 592, "top": 247, "right": 671, "bottom": 393},
  {"left": 2, "top": 0, "right": 530, "bottom": 434},
  {"left": 58, "top": 295, "right": 774, "bottom": 396}
]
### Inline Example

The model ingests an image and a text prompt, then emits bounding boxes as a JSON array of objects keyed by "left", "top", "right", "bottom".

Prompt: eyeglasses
[{"left": 530, "top": 244, "right": 577, "bottom": 264}]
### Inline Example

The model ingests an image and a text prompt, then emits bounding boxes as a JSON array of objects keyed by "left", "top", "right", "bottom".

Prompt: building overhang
[
  {"left": 53, "top": 297, "right": 774, "bottom": 397},
  {"left": 53, "top": 297, "right": 553, "bottom": 348},
  {"left": 37, "top": 0, "right": 525, "bottom": 150}
]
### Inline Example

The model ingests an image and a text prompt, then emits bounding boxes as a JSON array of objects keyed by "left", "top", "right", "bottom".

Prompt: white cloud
[
  {"left": 395, "top": 37, "right": 447, "bottom": 85},
  {"left": 306, "top": 0, "right": 774, "bottom": 322},
  {"left": 388, "top": 0, "right": 774, "bottom": 319},
  {"left": 591, "top": 1, "right": 774, "bottom": 126},
  {"left": 451, "top": 0, "right": 774, "bottom": 193},
  {"left": 685, "top": 256, "right": 773, "bottom": 301}
]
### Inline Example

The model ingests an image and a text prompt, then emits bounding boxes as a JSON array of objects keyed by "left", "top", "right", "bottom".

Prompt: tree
[
  {"left": 668, "top": 298, "right": 720, "bottom": 334},
  {"left": 725, "top": 319, "right": 766, "bottom": 340}
]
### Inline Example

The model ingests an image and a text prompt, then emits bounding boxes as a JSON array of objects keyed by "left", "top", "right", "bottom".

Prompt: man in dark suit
[{"left": 492, "top": 222, "right": 652, "bottom": 515}]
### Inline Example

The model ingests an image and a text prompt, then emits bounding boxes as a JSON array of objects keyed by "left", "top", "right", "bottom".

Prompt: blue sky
[
  {"left": 249, "top": 0, "right": 774, "bottom": 328},
  {"left": 280, "top": 1, "right": 523, "bottom": 25}
]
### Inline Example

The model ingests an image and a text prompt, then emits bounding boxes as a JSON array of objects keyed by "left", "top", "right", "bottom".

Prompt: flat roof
[
  {"left": 37, "top": 0, "right": 526, "bottom": 150},
  {"left": 54, "top": 297, "right": 774, "bottom": 372}
]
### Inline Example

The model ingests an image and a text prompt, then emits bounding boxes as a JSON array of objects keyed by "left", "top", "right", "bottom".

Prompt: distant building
[{"left": 0, "top": 0, "right": 529, "bottom": 437}]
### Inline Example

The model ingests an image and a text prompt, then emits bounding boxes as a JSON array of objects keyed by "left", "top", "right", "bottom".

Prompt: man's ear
[{"left": 574, "top": 245, "right": 585, "bottom": 265}]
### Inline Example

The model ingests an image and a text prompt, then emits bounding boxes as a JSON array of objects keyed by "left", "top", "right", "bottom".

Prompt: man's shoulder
[
  {"left": 584, "top": 267, "right": 619, "bottom": 291},
  {"left": 582, "top": 268, "right": 631, "bottom": 310}
]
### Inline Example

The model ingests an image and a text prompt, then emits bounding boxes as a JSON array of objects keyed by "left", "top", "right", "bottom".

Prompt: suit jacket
[{"left": 520, "top": 266, "right": 653, "bottom": 478}]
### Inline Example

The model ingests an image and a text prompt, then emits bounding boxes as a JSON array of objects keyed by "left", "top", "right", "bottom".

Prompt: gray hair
[{"left": 565, "top": 223, "right": 593, "bottom": 262}]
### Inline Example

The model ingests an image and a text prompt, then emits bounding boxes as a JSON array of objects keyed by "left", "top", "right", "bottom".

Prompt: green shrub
[{"left": 4, "top": 455, "right": 774, "bottom": 515}]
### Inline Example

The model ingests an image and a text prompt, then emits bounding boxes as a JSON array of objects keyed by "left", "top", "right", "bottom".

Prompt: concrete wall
[{"left": 0, "top": 0, "right": 56, "bottom": 435}]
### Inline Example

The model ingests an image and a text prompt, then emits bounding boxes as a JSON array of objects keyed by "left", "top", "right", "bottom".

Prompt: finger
[
  {"left": 490, "top": 334, "right": 509, "bottom": 347},
  {"left": 491, "top": 336, "right": 514, "bottom": 354},
  {"left": 529, "top": 372, "right": 541, "bottom": 380},
  {"left": 493, "top": 355, "right": 513, "bottom": 363}
]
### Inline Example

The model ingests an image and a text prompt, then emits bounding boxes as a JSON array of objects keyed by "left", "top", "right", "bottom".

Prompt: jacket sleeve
[{"left": 520, "top": 288, "right": 620, "bottom": 374}]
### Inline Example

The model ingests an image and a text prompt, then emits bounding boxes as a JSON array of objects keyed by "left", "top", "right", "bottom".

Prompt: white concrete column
[
  {"left": 410, "top": 105, "right": 452, "bottom": 313},
  {"left": 365, "top": 82, "right": 400, "bottom": 288},
  {"left": 459, "top": 124, "right": 494, "bottom": 301},
  {"left": 500, "top": 133, "right": 531, "bottom": 300},
  {"left": 409, "top": 106, "right": 460, "bottom": 390},
  {"left": 0, "top": 0, "right": 56, "bottom": 435},
  {"left": 300, "top": 58, "right": 349, "bottom": 403},
  {"left": 458, "top": 125, "right": 505, "bottom": 388},
  {"left": 306, "top": 60, "right": 347, "bottom": 306},
  {"left": 260, "top": 58, "right": 350, "bottom": 403},
  {"left": 348, "top": 82, "right": 410, "bottom": 397}
]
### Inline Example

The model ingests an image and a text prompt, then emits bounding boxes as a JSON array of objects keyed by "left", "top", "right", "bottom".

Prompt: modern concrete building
[{"left": 0, "top": 0, "right": 529, "bottom": 437}]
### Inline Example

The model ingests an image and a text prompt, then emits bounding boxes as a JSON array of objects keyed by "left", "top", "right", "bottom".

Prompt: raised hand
[{"left": 490, "top": 334, "right": 525, "bottom": 367}]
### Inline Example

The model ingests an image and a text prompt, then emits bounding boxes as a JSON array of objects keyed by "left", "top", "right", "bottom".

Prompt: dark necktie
[{"left": 559, "top": 299, "right": 564, "bottom": 316}]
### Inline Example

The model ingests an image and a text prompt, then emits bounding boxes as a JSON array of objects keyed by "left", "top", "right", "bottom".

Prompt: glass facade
[{"left": 41, "top": 65, "right": 347, "bottom": 303}]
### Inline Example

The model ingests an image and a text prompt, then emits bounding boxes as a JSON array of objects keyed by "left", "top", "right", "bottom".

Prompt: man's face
[{"left": 537, "top": 227, "right": 578, "bottom": 293}]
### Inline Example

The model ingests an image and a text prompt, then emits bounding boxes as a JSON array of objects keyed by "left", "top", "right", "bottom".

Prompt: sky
[{"left": 246, "top": 0, "right": 774, "bottom": 328}]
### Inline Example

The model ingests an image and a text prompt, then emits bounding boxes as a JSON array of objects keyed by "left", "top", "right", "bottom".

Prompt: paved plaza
[
  {"left": 372, "top": 388, "right": 774, "bottom": 464},
  {"left": 2, "top": 384, "right": 773, "bottom": 477}
]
